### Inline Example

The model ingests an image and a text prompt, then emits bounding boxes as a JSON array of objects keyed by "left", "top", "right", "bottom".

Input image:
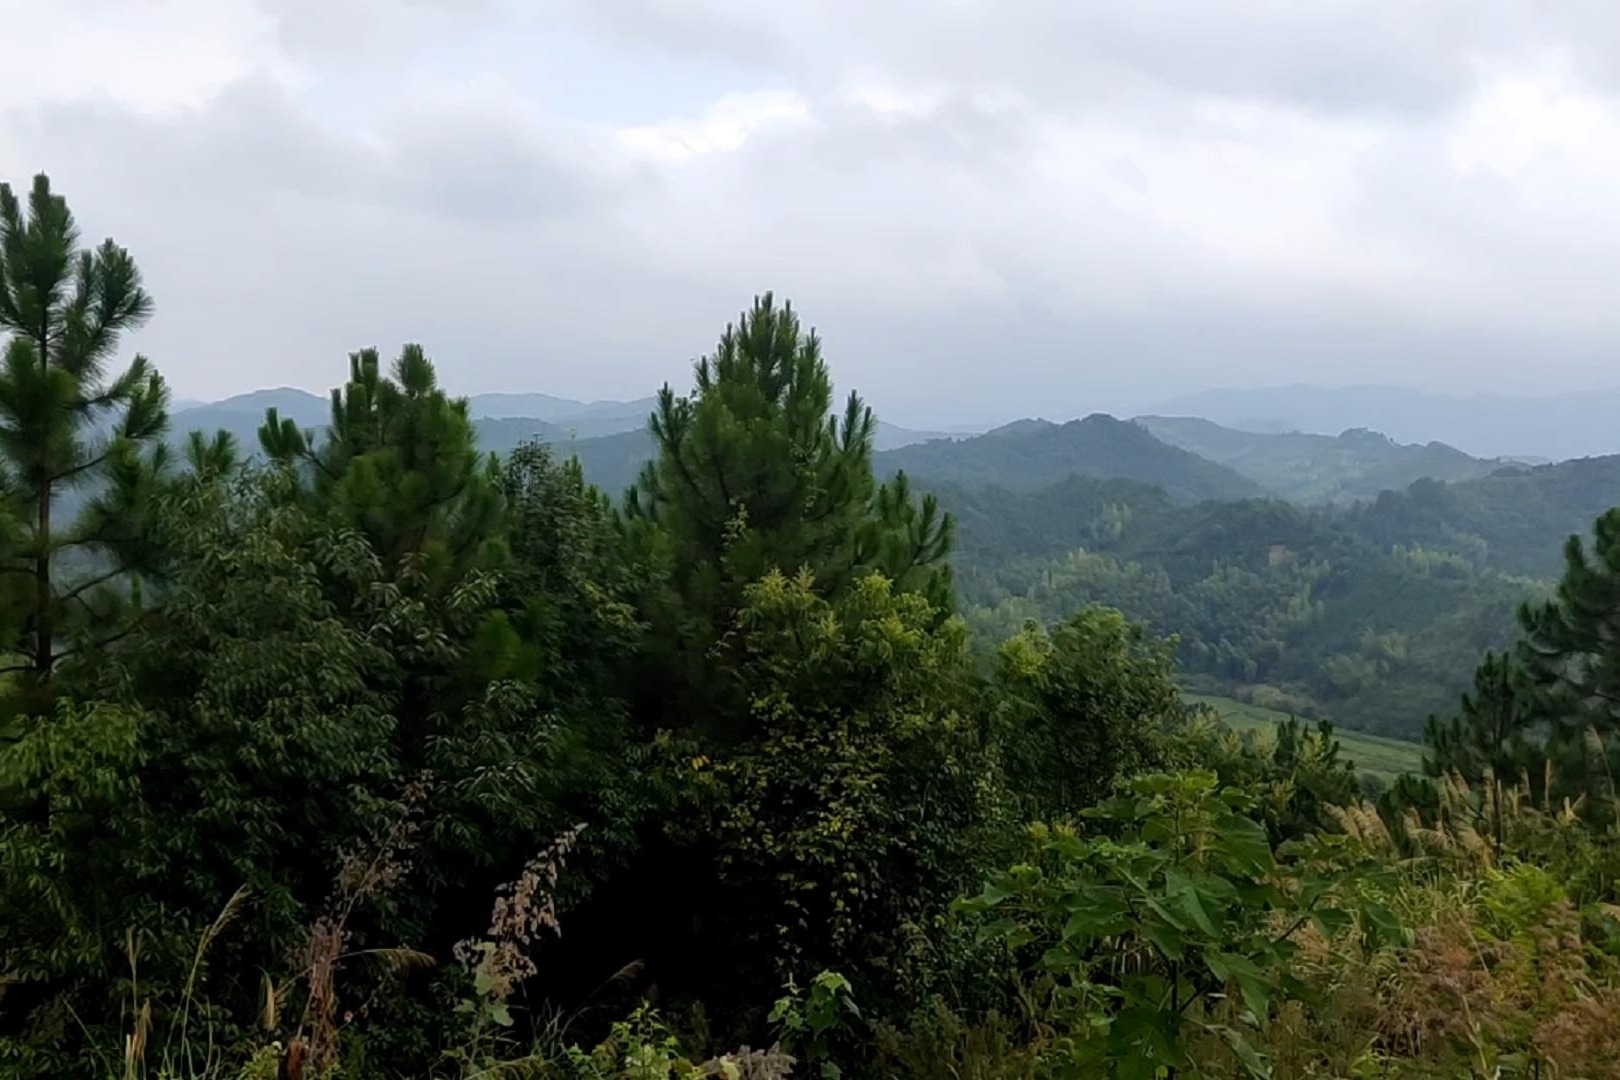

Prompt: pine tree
[
  {"left": 857, "top": 469, "right": 954, "bottom": 608},
  {"left": 622, "top": 293, "right": 952, "bottom": 722},
  {"left": 1423, "top": 651, "right": 1537, "bottom": 854},
  {"left": 259, "top": 343, "right": 503, "bottom": 578},
  {"left": 0, "top": 173, "right": 169, "bottom": 687},
  {"left": 258, "top": 345, "right": 514, "bottom": 775},
  {"left": 1519, "top": 509, "right": 1620, "bottom": 728},
  {"left": 1517, "top": 507, "right": 1620, "bottom": 810}
]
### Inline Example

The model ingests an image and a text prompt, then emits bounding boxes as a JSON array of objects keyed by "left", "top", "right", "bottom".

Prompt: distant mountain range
[
  {"left": 170, "top": 387, "right": 662, "bottom": 445},
  {"left": 1149, "top": 384, "right": 1620, "bottom": 461},
  {"left": 174, "top": 380, "right": 1620, "bottom": 469},
  {"left": 1134, "top": 416, "right": 1504, "bottom": 505},
  {"left": 166, "top": 388, "right": 951, "bottom": 496},
  {"left": 167, "top": 382, "right": 1620, "bottom": 533}
]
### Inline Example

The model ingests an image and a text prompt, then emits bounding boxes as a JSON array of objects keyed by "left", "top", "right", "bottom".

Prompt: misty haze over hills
[
  {"left": 160, "top": 382, "right": 1620, "bottom": 556},
  {"left": 1149, "top": 384, "right": 1620, "bottom": 461},
  {"left": 170, "top": 387, "right": 952, "bottom": 471},
  {"left": 1133, "top": 416, "right": 1508, "bottom": 505},
  {"left": 180, "top": 380, "right": 1620, "bottom": 468}
]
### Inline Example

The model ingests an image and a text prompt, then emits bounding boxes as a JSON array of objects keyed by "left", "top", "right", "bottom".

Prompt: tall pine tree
[
  {"left": 622, "top": 293, "right": 951, "bottom": 732},
  {"left": 258, "top": 346, "right": 588, "bottom": 933},
  {"left": 1423, "top": 651, "right": 1537, "bottom": 853},
  {"left": 1517, "top": 507, "right": 1620, "bottom": 811},
  {"left": 0, "top": 173, "right": 169, "bottom": 688},
  {"left": 259, "top": 343, "right": 503, "bottom": 578}
]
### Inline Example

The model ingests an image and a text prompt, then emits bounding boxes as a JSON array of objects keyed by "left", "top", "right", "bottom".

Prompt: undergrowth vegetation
[{"left": 4, "top": 175, "right": 1620, "bottom": 1078}]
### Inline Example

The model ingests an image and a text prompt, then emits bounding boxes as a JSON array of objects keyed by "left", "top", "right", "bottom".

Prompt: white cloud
[
  {"left": 0, "top": 0, "right": 279, "bottom": 112},
  {"left": 620, "top": 91, "right": 815, "bottom": 163}
]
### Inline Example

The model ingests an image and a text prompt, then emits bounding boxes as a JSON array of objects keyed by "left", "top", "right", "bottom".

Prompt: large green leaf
[
  {"left": 1109, "top": 1004, "right": 1185, "bottom": 1077},
  {"left": 1211, "top": 814, "right": 1273, "bottom": 877},
  {"left": 1164, "top": 867, "right": 1227, "bottom": 939},
  {"left": 1310, "top": 906, "right": 1353, "bottom": 939},
  {"left": 1361, "top": 901, "right": 1409, "bottom": 947},
  {"left": 1139, "top": 915, "right": 1185, "bottom": 961}
]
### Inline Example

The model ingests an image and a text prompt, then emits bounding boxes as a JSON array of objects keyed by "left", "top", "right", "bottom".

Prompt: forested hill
[
  {"left": 908, "top": 435, "right": 1620, "bottom": 739},
  {"left": 1346, "top": 456, "right": 1620, "bottom": 578},
  {"left": 937, "top": 475, "right": 1179, "bottom": 561},
  {"left": 1135, "top": 415, "right": 1500, "bottom": 504},
  {"left": 946, "top": 476, "right": 1536, "bottom": 737},
  {"left": 873, "top": 414, "right": 1267, "bottom": 503}
]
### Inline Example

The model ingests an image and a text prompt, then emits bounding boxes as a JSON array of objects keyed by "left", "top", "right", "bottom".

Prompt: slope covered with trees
[
  {"left": 1136, "top": 415, "right": 1501, "bottom": 504},
  {"left": 933, "top": 452, "right": 1620, "bottom": 739},
  {"left": 949, "top": 481, "right": 1535, "bottom": 737},
  {"left": 6, "top": 175, "right": 1620, "bottom": 1080},
  {"left": 1346, "top": 456, "right": 1620, "bottom": 578}
]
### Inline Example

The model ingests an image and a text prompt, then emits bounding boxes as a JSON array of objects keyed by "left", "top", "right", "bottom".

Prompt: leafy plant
[
  {"left": 768, "top": 971, "right": 859, "bottom": 1079},
  {"left": 993, "top": 607, "right": 1182, "bottom": 818},
  {"left": 961, "top": 771, "right": 1398, "bottom": 1079}
]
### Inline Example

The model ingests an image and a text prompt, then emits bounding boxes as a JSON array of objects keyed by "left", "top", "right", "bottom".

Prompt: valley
[{"left": 1183, "top": 694, "right": 1424, "bottom": 782}]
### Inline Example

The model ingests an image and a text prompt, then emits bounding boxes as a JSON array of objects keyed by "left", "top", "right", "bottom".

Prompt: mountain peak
[
  {"left": 986, "top": 418, "right": 1057, "bottom": 438},
  {"left": 877, "top": 412, "right": 1265, "bottom": 504}
]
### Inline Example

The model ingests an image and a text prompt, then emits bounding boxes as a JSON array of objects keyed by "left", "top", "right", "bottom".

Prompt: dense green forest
[
  {"left": 7, "top": 175, "right": 1620, "bottom": 1079},
  {"left": 941, "top": 477, "right": 1539, "bottom": 737},
  {"left": 932, "top": 445, "right": 1620, "bottom": 738},
  {"left": 1347, "top": 460, "right": 1620, "bottom": 579},
  {"left": 1133, "top": 417, "right": 1502, "bottom": 505}
]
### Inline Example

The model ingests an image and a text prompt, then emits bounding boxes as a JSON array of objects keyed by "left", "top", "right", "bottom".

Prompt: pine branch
[
  {"left": 56, "top": 565, "right": 126, "bottom": 607},
  {"left": 51, "top": 443, "right": 118, "bottom": 485},
  {"left": 52, "top": 612, "right": 154, "bottom": 662},
  {"left": 74, "top": 373, "right": 142, "bottom": 414}
]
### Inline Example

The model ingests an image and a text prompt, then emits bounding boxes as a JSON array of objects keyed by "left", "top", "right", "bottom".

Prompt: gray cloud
[
  {"left": 254, "top": 0, "right": 502, "bottom": 61},
  {"left": 383, "top": 112, "right": 635, "bottom": 224},
  {"left": 562, "top": 2, "right": 1525, "bottom": 115},
  {"left": 3, "top": 0, "right": 1620, "bottom": 420}
]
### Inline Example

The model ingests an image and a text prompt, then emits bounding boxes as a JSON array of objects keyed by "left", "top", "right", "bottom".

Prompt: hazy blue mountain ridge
[
  {"left": 1151, "top": 383, "right": 1620, "bottom": 460},
  {"left": 1135, "top": 415, "right": 1503, "bottom": 504}
]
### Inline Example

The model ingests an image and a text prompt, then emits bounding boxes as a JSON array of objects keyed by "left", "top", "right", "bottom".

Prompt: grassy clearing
[{"left": 1183, "top": 693, "right": 1423, "bottom": 781}]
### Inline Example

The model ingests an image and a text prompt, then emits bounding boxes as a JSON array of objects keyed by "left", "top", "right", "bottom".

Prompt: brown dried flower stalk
[{"left": 455, "top": 823, "right": 586, "bottom": 1005}]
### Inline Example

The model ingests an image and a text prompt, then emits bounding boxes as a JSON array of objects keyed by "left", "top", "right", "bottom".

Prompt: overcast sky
[{"left": 4, "top": 1, "right": 1620, "bottom": 426}]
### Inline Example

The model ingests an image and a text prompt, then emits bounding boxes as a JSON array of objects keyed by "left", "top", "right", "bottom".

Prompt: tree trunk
[
  {"left": 32, "top": 323, "right": 52, "bottom": 680},
  {"left": 33, "top": 471, "right": 50, "bottom": 678}
]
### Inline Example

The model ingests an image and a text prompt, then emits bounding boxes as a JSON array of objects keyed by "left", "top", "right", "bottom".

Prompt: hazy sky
[{"left": 4, "top": 1, "right": 1620, "bottom": 426}]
